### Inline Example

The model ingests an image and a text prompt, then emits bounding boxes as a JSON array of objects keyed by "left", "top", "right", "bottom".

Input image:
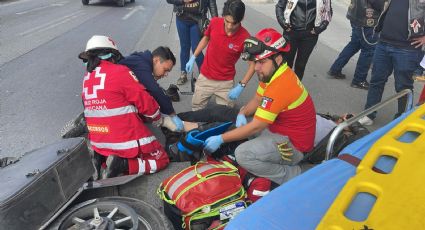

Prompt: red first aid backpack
[{"left": 157, "top": 161, "right": 247, "bottom": 230}]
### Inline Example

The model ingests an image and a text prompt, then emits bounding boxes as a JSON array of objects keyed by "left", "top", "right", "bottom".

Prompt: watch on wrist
[{"left": 239, "top": 81, "right": 246, "bottom": 88}]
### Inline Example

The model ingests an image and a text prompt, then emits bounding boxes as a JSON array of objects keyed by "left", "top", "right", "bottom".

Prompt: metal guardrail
[{"left": 325, "top": 89, "right": 414, "bottom": 161}]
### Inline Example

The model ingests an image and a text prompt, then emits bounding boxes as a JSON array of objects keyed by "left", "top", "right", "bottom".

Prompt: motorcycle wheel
[{"left": 52, "top": 197, "right": 173, "bottom": 230}]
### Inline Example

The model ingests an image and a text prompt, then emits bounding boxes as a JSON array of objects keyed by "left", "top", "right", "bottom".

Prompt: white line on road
[
  {"left": 15, "top": 1, "right": 67, "bottom": 14},
  {"left": 19, "top": 10, "right": 85, "bottom": 36},
  {"left": 35, "top": 14, "right": 80, "bottom": 34},
  {"left": 122, "top": 5, "right": 145, "bottom": 20}
]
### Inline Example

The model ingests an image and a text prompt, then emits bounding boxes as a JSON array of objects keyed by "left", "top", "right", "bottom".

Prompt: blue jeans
[
  {"left": 330, "top": 22, "right": 377, "bottom": 84},
  {"left": 176, "top": 18, "right": 204, "bottom": 73},
  {"left": 365, "top": 41, "right": 423, "bottom": 120}
]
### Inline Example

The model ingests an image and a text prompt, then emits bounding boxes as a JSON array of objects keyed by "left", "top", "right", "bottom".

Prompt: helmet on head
[
  {"left": 242, "top": 28, "right": 290, "bottom": 61},
  {"left": 78, "top": 35, "right": 123, "bottom": 60}
]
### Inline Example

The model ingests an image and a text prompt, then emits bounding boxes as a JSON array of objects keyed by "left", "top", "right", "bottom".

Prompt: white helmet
[{"left": 79, "top": 35, "right": 122, "bottom": 60}]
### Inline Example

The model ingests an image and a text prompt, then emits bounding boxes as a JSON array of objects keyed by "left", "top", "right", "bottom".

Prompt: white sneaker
[{"left": 359, "top": 116, "right": 374, "bottom": 126}]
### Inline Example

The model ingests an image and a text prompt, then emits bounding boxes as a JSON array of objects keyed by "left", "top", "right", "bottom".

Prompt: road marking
[
  {"left": 19, "top": 10, "right": 84, "bottom": 36},
  {"left": 15, "top": 1, "right": 67, "bottom": 14},
  {"left": 122, "top": 5, "right": 145, "bottom": 20}
]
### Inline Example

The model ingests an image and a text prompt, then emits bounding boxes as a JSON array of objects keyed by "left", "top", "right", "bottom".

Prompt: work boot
[
  {"left": 176, "top": 71, "right": 188, "bottom": 85},
  {"left": 165, "top": 84, "right": 180, "bottom": 102},
  {"left": 327, "top": 70, "right": 346, "bottom": 79},
  {"left": 102, "top": 155, "right": 128, "bottom": 179}
]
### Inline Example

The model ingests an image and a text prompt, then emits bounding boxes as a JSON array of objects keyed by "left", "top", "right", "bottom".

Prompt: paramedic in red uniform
[
  {"left": 79, "top": 35, "right": 169, "bottom": 179},
  {"left": 204, "top": 28, "right": 317, "bottom": 185},
  {"left": 185, "top": 0, "right": 255, "bottom": 110}
]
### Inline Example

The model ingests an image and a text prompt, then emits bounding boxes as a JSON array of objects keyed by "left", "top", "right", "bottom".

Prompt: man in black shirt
[{"left": 359, "top": 0, "right": 424, "bottom": 126}]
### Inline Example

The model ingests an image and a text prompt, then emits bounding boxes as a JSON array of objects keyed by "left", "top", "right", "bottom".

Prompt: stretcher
[{"left": 226, "top": 90, "right": 425, "bottom": 229}]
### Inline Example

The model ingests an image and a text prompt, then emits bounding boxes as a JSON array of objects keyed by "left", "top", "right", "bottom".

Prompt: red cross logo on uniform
[{"left": 83, "top": 67, "right": 106, "bottom": 99}]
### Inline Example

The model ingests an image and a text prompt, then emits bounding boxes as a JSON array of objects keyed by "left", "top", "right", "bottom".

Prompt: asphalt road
[
  {"left": 0, "top": 0, "right": 423, "bottom": 159},
  {"left": 0, "top": 0, "right": 161, "bottom": 157}
]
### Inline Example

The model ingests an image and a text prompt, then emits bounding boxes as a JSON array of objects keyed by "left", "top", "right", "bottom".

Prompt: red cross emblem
[{"left": 83, "top": 67, "right": 106, "bottom": 99}]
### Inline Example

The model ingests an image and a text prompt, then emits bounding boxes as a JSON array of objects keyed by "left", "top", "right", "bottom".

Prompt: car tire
[
  {"left": 82, "top": 0, "right": 89, "bottom": 5},
  {"left": 117, "top": 0, "right": 125, "bottom": 7}
]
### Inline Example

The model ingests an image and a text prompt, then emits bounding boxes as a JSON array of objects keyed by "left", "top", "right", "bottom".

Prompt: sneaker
[
  {"left": 350, "top": 81, "right": 369, "bottom": 90},
  {"left": 176, "top": 71, "right": 188, "bottom": 85},
  {"left": 327, "top": 70, "right": 346, "bottom": 79},
  {"left": 358, "top": 116, "right": 374, "bottom": 126},
  {"left": 102, "top": 155, "right": 128, "bottom": 179}
]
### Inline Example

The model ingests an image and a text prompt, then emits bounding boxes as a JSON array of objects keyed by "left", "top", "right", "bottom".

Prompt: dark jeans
[
  {"left": 176, "top": 18, "right": 204, "bottom": 72},
  {"left": 365, "top": 42, "right": 423, "bottom": 120},
  {"left": 285, "top": 29, "right": 319, "bottom": 80},
  {"left": 330, "top": 22, "right": 378, "bottom": 84}
]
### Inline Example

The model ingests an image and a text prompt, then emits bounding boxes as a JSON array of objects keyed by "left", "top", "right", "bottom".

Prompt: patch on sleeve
[
  {"left": 87, "top": 124, "right": 110, "bottom": 134},
  {"left": 129, "top": 71, "right": 139, "bottom": 82},
  {"left": 261, "top": 97, "right": 273, "bottom": 109}
]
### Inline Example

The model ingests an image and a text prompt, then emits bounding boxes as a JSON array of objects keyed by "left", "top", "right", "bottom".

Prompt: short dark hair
[
  {"left": 152, "top": 46, "right": 176, "bottom": 65},
  {"left": 222, "top": 0, "right": 245, "bottom": 24}
]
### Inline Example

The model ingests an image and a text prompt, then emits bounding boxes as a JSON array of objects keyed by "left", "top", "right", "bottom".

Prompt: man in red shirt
[
  {"left": 79, "top": 35, "right": 170, "bottom": 179},
  {"left": 185, "top": 0, "right": 255, "bottom": 111},
  {"left": 204, "top": 28, "right": 317, "bottom": 185}
]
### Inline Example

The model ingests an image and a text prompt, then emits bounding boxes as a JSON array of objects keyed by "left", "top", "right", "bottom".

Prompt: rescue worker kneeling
[
  {"left": 204, "top": 28, "right": 317, "bottom": 185},
  {"left": 79, "top": 35, "right": 169, "bottom": 179}
]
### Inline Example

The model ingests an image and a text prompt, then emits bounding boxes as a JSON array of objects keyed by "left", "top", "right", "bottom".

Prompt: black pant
[
  {"left": 177, "top": 104, "right": 238, "bottom": 122},
  {"left": 285, "top": 30, "right": 319, "bottom": 80}
]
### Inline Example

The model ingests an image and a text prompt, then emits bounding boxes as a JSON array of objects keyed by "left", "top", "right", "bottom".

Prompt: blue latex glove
[
  {"left": 228, "top": 83, "right": 245, "bottom": 100},
  {"left": 171, "top": 115, "right": 184, "bottom": 132},
  {"left": 204, "top": 135, "right": 224, "bottom": 153},
  {"left": 185, "top": 56, "right": 196, "bottom": 73},
  {"left": 236, "top": 114, "right": 247, "bottom": 127}
]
